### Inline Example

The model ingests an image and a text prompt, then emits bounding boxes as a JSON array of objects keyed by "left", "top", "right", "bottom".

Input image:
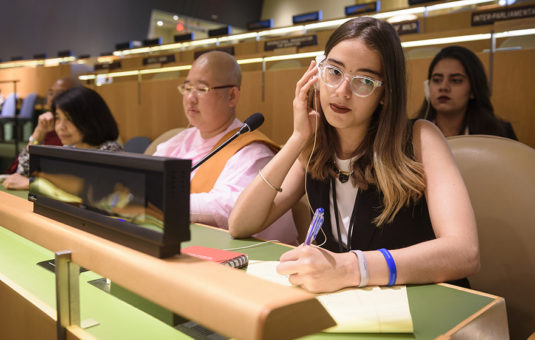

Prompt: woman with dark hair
[
  {"left": 416, "top": 45, "right": 517, "bottom": 139},
  {"left": 229, "top": 17, "right": 479, "bottom": 293},
  {"left": 51, "top": 86, "right": 121, "bottom": 149},
  {"left": 3, "top": 86, "right": 122, "bottom": 190}
]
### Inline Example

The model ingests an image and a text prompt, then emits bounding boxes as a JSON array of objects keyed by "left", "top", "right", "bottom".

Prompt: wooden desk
[{"left": 0, "top": 190, "right": 509, "bottom": 339}]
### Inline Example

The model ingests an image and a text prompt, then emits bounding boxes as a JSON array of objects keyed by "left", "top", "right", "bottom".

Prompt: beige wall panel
[
  {"left": 234, "top": 41, "right": 260, "bottom": 55},
  {"left": 91, "top": 81, "right": 141, "bottom": 142},
  {"left": 492, "top": 49, "right": 535, "bottom": 148},
  {"left": 422, "top": 11, "right": 476, "bottom": 34},
  {"left": 264, "top": 68, "right": 305, "bottom": 145},
  {"left": 0, "top": 64, "right": 70, "bottom": 98},
  {"left": 119, "top": 56, "right": 144, "bottom": 70},
  {"left": 140, "top": 77, "right": 187, "bottom": 140},
  {"left": 236, "top": 70, "right": 269, "bottom": 134},
  {"left": 239, "top": 62, "right": 263, "bottom": 73},
  {"left": 178, "top": 50, "right": 195, "bottom": 63},
  {"left": 406, "top": 56, "right": 431, "bottom": 118}
]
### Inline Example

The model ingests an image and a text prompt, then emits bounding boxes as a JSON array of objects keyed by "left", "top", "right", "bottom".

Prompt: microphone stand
[{"left": 191, "top": 128, "right": 246, "bottom": 171}]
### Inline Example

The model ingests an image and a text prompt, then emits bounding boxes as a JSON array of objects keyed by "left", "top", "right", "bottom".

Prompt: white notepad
[{"left": 246, "top": 260, "right": 413, "bottom": 333}]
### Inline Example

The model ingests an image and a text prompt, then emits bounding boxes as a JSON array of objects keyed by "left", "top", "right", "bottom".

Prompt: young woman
[
  {"left": 2, "top": 86, "right": 122, "bottom": 190},
  {"left": 229, "top": 17, "right": 479, "bottom": 293},
  {"left": 416, "top": 45, "right": 517, "bottom": 139}
]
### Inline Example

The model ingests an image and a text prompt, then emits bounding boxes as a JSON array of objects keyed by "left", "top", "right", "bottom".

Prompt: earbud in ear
[{"left": 423, "top": 79, "right": 430, "bottom": 102}]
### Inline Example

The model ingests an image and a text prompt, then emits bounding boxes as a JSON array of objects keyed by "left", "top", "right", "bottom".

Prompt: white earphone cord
[{"left": 304, "top": 88, "right": 327, "bottom": 247}]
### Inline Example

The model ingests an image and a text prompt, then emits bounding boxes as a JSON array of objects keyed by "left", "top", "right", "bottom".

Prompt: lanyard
[{"left": 331, "top": 176, "right": 358, "bottom": 252}]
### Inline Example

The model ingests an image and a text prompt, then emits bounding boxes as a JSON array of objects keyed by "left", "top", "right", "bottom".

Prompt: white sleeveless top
[{"left": 329, "top": 156, "right": 359, "bottom": 248}]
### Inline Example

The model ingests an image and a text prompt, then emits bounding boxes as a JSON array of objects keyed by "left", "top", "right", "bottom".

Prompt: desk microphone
[{"left": 191, "top": 113, "right": 264, "bottom": 171}]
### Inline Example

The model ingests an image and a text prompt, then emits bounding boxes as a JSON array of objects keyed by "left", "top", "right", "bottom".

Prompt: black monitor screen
[{"left": 29, "top": 145, "right": 191, "bottom": 258}]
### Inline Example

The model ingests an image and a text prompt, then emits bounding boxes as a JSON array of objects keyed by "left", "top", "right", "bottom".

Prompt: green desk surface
[
  {"left": 0, "top": 190, "right": 498, "bottom": 339},
  {"left": 0, "top": 184, "right": 28, "bottom": 199},
  {"left": 0, "top": 226, "right": 191, "bottom": 340}
]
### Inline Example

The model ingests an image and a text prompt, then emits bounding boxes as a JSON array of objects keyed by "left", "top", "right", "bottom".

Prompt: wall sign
[
  {"left": 293, "top": 11, "right": 322, "bottom": 24},
  {"left": 94, "top": 61, "right": 121, "bottom": 71},
  {"left": 345, "top": 2, "right": 379, "bottom": 16},
  {"left": 264, "top": 35, "right": 317, "bottom": 51},
  {"left": 391, "top": 20, "right": 420, "bottom": 35},
  {"left": 472, "top": 4, "right": 535, "bottom": 26},
  {"left": 143, "top": 54, "right": 175, "bottom": 66}
]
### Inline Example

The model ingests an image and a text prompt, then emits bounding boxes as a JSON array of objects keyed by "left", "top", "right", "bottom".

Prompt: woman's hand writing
[{"left": 276, "top": 245, "right": 359, "bottom": 293}]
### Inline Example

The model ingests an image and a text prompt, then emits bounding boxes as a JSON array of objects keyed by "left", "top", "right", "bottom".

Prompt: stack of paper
[{"left": 246, "top": 260, "right": 413, "bottom": 333}]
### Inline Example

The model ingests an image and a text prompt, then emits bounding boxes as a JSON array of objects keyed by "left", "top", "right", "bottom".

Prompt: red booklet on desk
[{"left": 182, "top": 246, "right": 248, "bottom": 269}]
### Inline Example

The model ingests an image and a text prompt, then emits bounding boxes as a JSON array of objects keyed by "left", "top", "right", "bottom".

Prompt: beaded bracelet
[{"left": 378, "top": 248, "right": 397, "bottom": 286}]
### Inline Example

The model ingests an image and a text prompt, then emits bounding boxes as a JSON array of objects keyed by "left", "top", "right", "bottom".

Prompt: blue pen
[{"left": 304, "top": 208, "right": 324, "bottom": 245}]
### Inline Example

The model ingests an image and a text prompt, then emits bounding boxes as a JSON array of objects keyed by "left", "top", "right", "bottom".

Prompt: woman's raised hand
[
  {"left": 292, "top": 60, "right": 320, "bottom": 144},
  {"left": 32, "top": 112, "right": 55, "bottom": 143}
]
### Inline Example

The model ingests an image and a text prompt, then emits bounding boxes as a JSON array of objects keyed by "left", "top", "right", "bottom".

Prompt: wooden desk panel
[{"left": 0, "top": 192, "right": 334, "bottom": 340}]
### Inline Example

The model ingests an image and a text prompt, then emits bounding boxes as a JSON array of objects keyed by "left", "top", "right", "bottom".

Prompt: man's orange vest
[{"left": 190, "top": 128, "right": 280, "bottom": 193}]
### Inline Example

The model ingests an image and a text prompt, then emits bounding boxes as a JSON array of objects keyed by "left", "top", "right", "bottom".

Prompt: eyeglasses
[
  {"left": 177, "top": 83, "right": 235, "bottom": 95},
  {"left": 318, "top": 63, "right": 383, "bottom": 97}
]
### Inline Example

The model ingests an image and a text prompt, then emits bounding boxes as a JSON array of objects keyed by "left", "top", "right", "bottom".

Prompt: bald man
[
  {"left": 154, "top": 51, "right": 297, "bottom": 245},
  {"left": 2, "top": 77, "right": 78, "bottom": 190}
]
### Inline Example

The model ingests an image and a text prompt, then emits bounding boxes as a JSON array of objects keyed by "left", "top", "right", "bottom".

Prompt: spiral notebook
[{"left": 181, "top": 245, "right": 248, "bottom": 268}]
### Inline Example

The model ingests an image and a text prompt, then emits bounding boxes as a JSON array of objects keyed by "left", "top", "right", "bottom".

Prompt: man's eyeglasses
[
  {"left": 177, "top": 83, "right": 235, "bottom": 95},
  {"left": 318, "top": 63, "right": 383, "bottom": 97}
]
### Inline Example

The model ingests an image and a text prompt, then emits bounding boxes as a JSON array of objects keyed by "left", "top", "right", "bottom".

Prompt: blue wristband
[{"left": 378, "top": 248, "right": 397, "bottom": 286}]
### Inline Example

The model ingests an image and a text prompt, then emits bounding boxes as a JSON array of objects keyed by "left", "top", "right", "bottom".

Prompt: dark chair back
[{"left": 124, "top": 136, "right": 152, "bottom": 154}]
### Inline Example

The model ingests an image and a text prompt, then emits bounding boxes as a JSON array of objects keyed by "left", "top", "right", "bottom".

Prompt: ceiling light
[
  {"left": 258, "top": 26, "right": 304, "bottom": 37},
  {"left": 237, "top": 58, "right": 264, "bottom": 65},
  {"left": 387, "top": 14, "right": 418, "bottom": 23},
  {"left": 494, "top": 28, "right": 535, "bottom": 38},
  {"left": 139, "top": 65, "right": 191, "bottom": 75},
  {"left": 402, "top": 33, "right": 492, "bottom": 47},
  {"left": 372, "top": 7, "right": 425, "bottom": 19},
  {"left": 218, "top": 32, "right": 259, "bottom": 42},
  {"left": 426, "top": 0, "right": 494, "bottom": 11},
  {"left": 264, "top": 51, "right": 323, "bottom": 62},
  {"left": 305, "top": 18, "right": 350, "bottom": 30}
]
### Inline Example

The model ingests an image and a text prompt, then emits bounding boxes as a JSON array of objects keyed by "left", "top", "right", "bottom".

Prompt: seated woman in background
[
  {"left": 416, "top": 45, "right": 517, "bottom": 139},
  {"left": 2, "top": 86, "right": 122, "bottom": 190},
  {"left": 229, "top": 17, "right": 479, "bottom": 293}
]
